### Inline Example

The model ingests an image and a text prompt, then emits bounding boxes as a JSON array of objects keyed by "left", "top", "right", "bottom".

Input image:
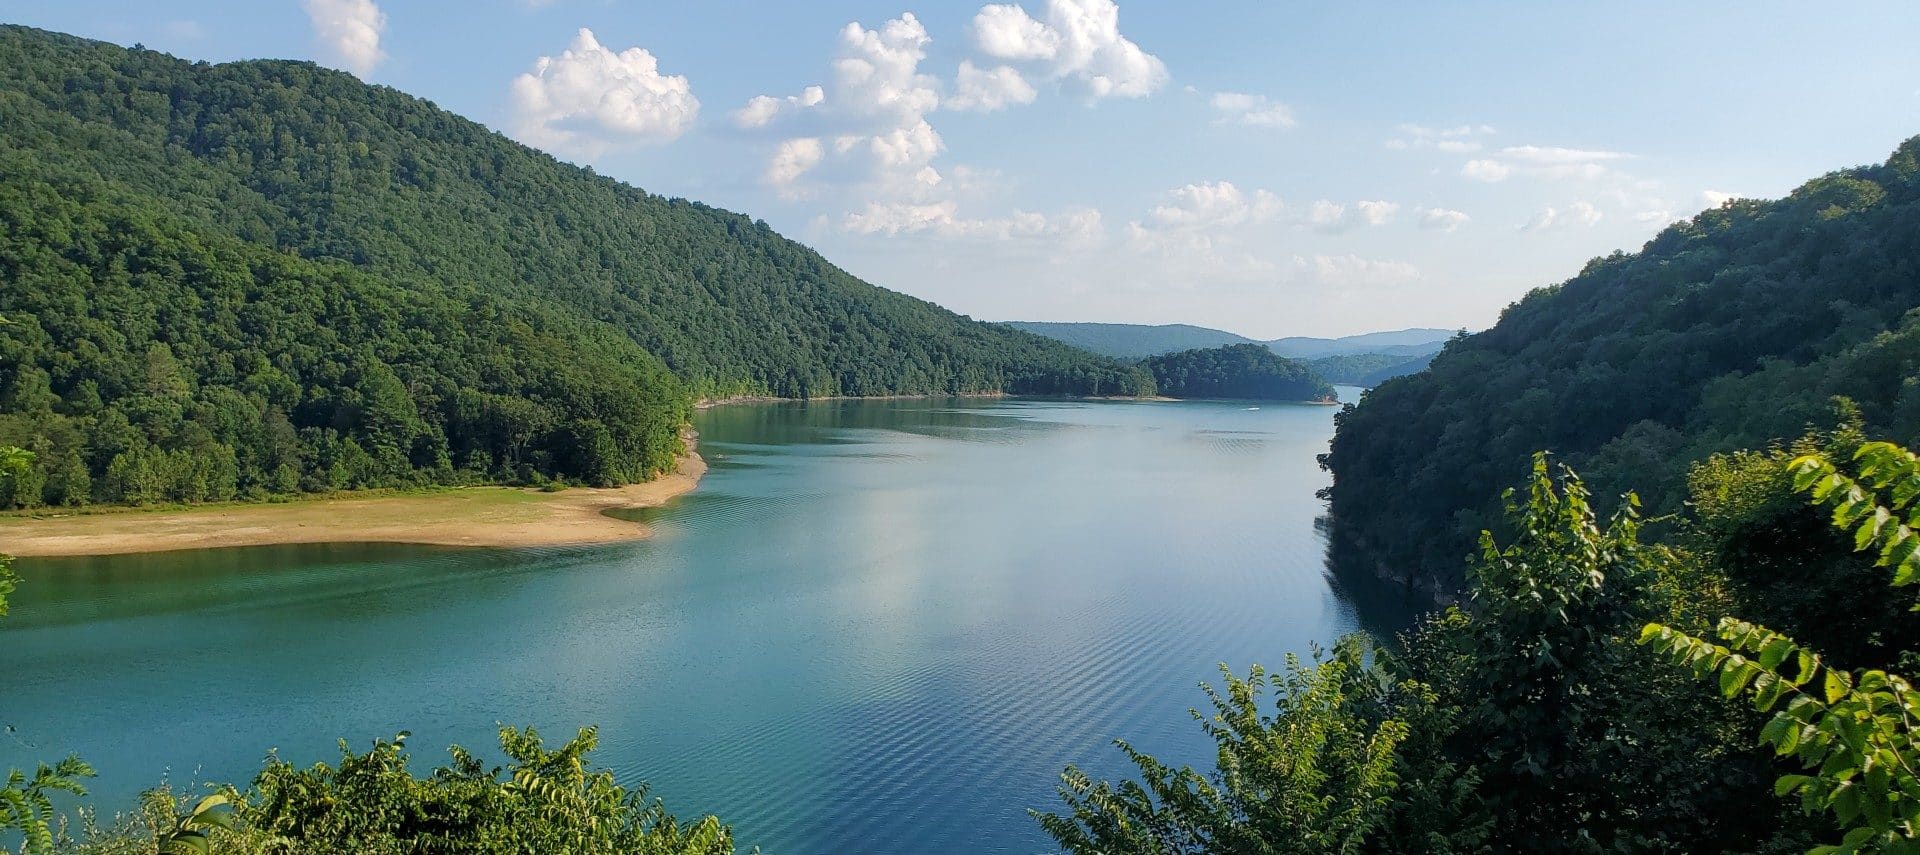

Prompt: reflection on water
[{"left": 1, "top": 394, "right": 1408, "bottom": 854}]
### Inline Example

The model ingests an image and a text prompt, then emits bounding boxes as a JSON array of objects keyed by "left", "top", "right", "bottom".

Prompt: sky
[{"left": 11, "top": 2, "right": 1920, "bottom": 338}]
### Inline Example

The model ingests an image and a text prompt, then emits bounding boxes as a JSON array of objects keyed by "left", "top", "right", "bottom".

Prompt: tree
[
  {"left": 0, "top": 446, "right": 35, "bottom": 509},
  {"left": 1036, "top": 637, "right": 1408, "bottom": 854},
  {"left": 1644, "top": 440, "right": 1920, "bottom": 851}
]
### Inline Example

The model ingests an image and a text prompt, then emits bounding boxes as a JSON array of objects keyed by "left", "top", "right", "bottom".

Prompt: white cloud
[
  {"left": 833, "top": 14, "right": 942, "bottom": 127},
  {"left": 1118, "top": 181, "right": 1288, "bottom": 284},
  {"left": 1499, "top": 145, "right": 1628, "bottom": 165},
  {"left": 973, "top": 3, "right": 1061, "bottom": 60},
  {"left": 1141, "top": 181, "right": 1281, "bottom": 230},
  {"left": 842, "top": 201, "right": 1103, "bottom": 243},
  {"left": 869, "top": 120, "right": 945, "bottom": 168},
  {"left": 1294, "top": 254, "right": 1422, "bottom": 288},
  {"left": 767, "top": 137, "right": 826, "bottom": 188},
  {"left": 733, "top": 86, "right": 824, "bottom": 129},
  {"left": 1522, "top": 201, "right": 1605, "bottom": 231},
  {"left": 949, "top": 61, "right": 1038, "bottom": 111},
  {"left": 1701, "top": 189, "right": 1739, "bottom": 207},
  {"left": 1355, "top": 200, "right": 1399, "bottom": 225},
  {"left": 970, "top": 0, "right": 1167, "bottom": 99},
  {"left": 510, "top": 29, "right": 700, "bottom": 156},
  {"left": 1461, "top": 158, "right": 1511, "bottom": 182},
  {"left": 740, "top": 13, "right": 948, "bottom": 187},
  {"left": 1209, "top": 92, "right": 1295, "bottom": 128},
  {"left": 300, "top": 0, "right": 385, "bottom": 77},
  {"left": 1463, "top": 145, "right": 1629, "bottom": 183},
  {"left": 1419, "top": 207, "right": 1471, "bottom": 232},
  {"left": 1307, "top": 199, "right": 1398, "bottom": 232},
  {"left": 1386, "top": 123, "right": 1494, "bottom": 152},
  {"left": 1635, "top": 209, "right": 1678, "bottom": 224}
]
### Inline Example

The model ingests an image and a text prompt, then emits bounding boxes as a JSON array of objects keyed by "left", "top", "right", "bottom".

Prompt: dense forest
[
  {"left": 1141, "top": 344, "right": 1335, "bottom": 402},
  {"left": 1001, "top": 321, "right": 1256, "bottom": 361},
  {"left": 1304, "top": 349, "right": 1438, "bottom": 386},
  {"left": 1046, "top": 427, "right": 1920, "bottom": 852},
  {"left": 1325, "top": 135, "right": 1920, "bottom": 596},
  {"left": 0, "top": 26, "right": 1151, "bottom": 509}
]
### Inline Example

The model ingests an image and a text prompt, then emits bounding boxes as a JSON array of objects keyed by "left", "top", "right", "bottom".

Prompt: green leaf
[
  {"left": 1776, "top": 774, "right": 1813, "bottom": 797},
  {"left": 1826, "top": 668, "right": 1851, "bottom": 704}
]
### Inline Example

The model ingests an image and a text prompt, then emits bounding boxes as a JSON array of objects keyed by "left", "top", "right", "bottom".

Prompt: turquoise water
[{"left": 1, "top": 396, "right": 1384, "bottom": 853}]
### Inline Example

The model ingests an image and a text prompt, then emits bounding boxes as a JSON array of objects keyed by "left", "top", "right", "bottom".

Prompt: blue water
[{"left": 1, "top": 396, "right": 1377, "bottom": 853}]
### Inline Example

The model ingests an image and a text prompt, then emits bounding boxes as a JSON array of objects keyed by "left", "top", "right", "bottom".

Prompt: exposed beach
[{"left": 0, "top": 451, "right": 707, "bottom": 558}]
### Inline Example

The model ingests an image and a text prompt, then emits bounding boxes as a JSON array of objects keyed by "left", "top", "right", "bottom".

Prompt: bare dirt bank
[{"left": 0, "top": 452, "right": 707, "bottom": 558}]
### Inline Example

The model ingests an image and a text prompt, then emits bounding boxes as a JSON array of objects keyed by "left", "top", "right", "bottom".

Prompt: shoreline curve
[{"left": 0, "top": 448, "right": 708, "bottom": 559}]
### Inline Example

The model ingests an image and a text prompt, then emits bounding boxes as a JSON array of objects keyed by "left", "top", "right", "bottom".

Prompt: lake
[{"left": 1, "top": 394, "right": 1394, "bottom": 853}]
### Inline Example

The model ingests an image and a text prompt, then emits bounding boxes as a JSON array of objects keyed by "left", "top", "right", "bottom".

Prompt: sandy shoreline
[{"left": 0, "top": 450, "right": 708, "bottom": 558}]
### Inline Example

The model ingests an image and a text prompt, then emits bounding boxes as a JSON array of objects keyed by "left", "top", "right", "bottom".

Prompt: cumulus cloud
[
  {"left": 767, "top": 138, "right": 826, "bottom": 188},
  {"left": 1522, "top": 201, "right": 1605, "bottom": 231},
  {"left": 1419, "top": 207, "right": 1471, "bottom": 232},
  {"left": 1209, "top": 92, "right": 1295, "bottom": 128},
  {"left": 833, "top": 14, "right": 942, "bottom": 127},
  {"left": 949, "top": 61, "right": 1038, "bottom": 111},
  {"left": 510, "top": 29, "right": 700, "bottom": 156},
  {"left": 1701, "top": 189, "right": 1740, "bottom": 207},
  {"left": 1461, "top": 159, "right": 1511, "bottom": 182},
  {"left": 733, "top": 86, "right": 824, "bottom": 129},
  {"left": 301, "top": 0, "right": 385, "bottom": 77},
  {"left": 1306, "top": 199, "right": 1399, "bottom": 233},
  {"left": 1140, "top": 181, "right": 1281, "bottom": 230},
  {"left": 1117, "top": 181, "right": 1288, "bottom": 283},
  {"left": 1385, "top": 123, "right": 1494, "bottom": 152},
  {"left": 741, "top": 13, "right": 949, "bottom": 189},
  {"left": 970, "top": 0, "right": 1167, "bottom": 99},
  {"left": 842, "top": 201, "right": 1103, "bottom": 243}
]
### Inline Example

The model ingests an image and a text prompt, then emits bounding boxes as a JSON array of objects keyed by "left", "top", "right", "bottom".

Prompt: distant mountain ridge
[
  {"left": 1266, "top": 328, "right": 1456, "bottom": 358},
  {"left": 998, "top": 322, "right": 1257, "bottom": 361},
  {"left": 1002, "top": 321, "right": 1457, "bottom": 385}
]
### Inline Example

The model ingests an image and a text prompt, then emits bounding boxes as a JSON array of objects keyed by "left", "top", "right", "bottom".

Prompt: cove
[{"left": 1, "top": 395, "right": 1387, "bottom": 853}]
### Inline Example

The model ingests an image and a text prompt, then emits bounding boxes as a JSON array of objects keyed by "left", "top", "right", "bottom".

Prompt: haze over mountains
[{"left": 1003, "top": 321, "right": 1456, "bottom": 386}]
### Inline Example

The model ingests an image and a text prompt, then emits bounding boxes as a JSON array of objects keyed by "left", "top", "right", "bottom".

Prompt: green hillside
[
  {"left": 1141, "top": 344, "right": 1334, "bottom": 401},
  {"left": 1000, "top": 321, "right": 1255, "bottom": 360},
  {"left": 1324, "top": 134, "right": 1920, "bottom": 594},
  {"left": 0, "top": 26, "right": 1152, "bottom": 508},
  {"left": 1305, "top": 348, "right": 1443, "bottom": 386}
]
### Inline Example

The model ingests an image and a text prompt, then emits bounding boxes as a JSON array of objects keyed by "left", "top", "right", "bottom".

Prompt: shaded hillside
[
  {"left": 1001, "top": 321, "right": 1254, "bottom": 360},
  {"left": 0, "top": 164, "right": 688, "bottom": 505},
  {"left": 1306, "top": 346, "right": 1447, "bottom": 386},
  {"left": 1324, "top": 135, "right": 1920, "bottom": 595},
  {"left": 1142, "top": 344, "right": 1335, "bottom": 401},
  {"left": 1267, "top": 328, "right": 1453, "bottom": 359},
  {"left": 0, "top": 26, "right": 1150, "bottom": 402}
]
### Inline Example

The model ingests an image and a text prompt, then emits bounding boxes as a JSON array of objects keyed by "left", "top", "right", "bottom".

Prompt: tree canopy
[
  {"left": 0, "top": 25, "right": 1152, "bottom": 508},
  {"left": 1324, "top": 135, "right": 1920, "bottom": 594},
  {"left": 1141, "top": 344, "right": 1335, "bottom": 402}
]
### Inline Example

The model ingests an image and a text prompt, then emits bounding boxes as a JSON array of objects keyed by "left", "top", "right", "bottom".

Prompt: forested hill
[
  {"left": 0, "top": 26, "right": 1151, "bottom": 509},
  {"left": 1325, "top": 134, "right": 1920, "bottom": 595},
  {"left": 1141, "top": 344, "right": 1334, "bottom": 402},
  {"left": 1001, "top": 321, "right": 1255, "bottom": 360},
  {"left": 0, "top": 26, "right": 1149, "bottom": 401}
]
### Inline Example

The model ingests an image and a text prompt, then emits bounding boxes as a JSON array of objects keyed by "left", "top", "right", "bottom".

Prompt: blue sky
[{"left": 12, "top": 1, "right": 1920, "bottom": 337}]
